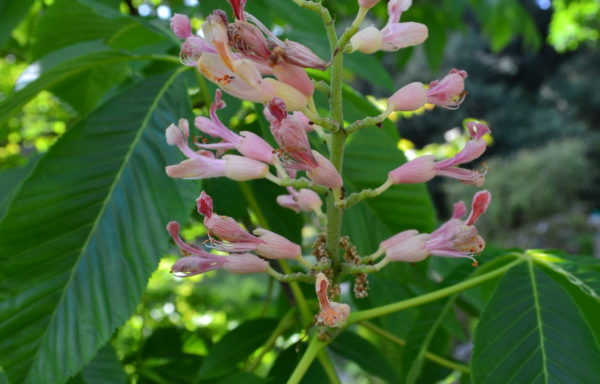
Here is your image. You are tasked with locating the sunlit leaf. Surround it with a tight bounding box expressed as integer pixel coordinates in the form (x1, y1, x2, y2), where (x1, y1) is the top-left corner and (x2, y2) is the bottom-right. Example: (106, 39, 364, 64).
(197, 318, 278, 380)
(0, 70, 197, 384)
(471, 261, 600, 384)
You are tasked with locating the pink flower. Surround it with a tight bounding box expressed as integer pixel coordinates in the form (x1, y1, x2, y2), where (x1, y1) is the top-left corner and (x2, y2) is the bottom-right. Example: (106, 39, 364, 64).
(306, 150, 344, 189)
(195, 90, 275, 164)
(277, 187, 323, 213)
(380, 190, 492, 265)
(315, 273, 350, 327)
(426, 69, 468, 109)
(388, 122, 490, 186)
(350, 0, 427, 54)
(167, 221, 268, 276)
(386, 82, 427, 112)
(253, 228, 302, 259)
(165, 120, 269, 181)
(267, 98, 318, 168)
(424, 190, 491, 265)
(380, 22, 428, 51)
(198, 192, 302, 259)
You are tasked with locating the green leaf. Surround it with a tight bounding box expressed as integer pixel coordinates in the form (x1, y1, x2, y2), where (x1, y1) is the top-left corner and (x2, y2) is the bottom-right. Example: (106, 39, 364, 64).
(0, 50, 162, 131)
(198, 318, 279, 380)
(471, 261, 600, 384)
(268, 343, 328, 384)
(217, 372, 266, 384)
(30, 0, 132, 59)
(0, 367, 8, 384)
(18, 41, 131, 115)
(68, 344, 126, 384)
(402, 299, 454, 384)
(532, 251, 600, 346)
(0, 70, 197, 384)
(0, 0, 35, 48)
(330, 331, 398, 382)
(0, 156, 39, 221)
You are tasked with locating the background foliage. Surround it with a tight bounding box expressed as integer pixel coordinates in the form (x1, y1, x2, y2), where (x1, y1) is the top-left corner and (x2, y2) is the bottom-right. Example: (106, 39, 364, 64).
(0, 0, 599, 383)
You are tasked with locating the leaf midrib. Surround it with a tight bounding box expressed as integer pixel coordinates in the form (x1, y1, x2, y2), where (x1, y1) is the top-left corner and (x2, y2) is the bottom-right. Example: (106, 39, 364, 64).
(529, 260, 549, 384)
(23, 67, 186, 383)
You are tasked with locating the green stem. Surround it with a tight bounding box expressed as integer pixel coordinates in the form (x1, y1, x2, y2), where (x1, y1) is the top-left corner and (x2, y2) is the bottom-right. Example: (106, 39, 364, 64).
(336, 7, 369, 52)
(287, 336, 330, 384)
(264, 173, 329, 194)
(360, 322, 470, 374)
(317, 351, 341, 384)
(342, 257, 390, 275)
(268, 267, 316, 283)
(345, 111, 389, 134)
(347, 257, 524, 324)
(260, 277, 275, 317)
(337, 179, 392, 209)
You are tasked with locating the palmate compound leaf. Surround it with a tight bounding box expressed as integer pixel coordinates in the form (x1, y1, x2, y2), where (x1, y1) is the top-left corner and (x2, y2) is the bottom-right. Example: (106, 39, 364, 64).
(471, 260, 600, 384)
(0, 69, 197, 384)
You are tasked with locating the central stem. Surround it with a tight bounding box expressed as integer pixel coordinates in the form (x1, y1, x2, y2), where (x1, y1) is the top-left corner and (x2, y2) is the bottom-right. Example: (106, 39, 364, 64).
(326, 48, 346, 281)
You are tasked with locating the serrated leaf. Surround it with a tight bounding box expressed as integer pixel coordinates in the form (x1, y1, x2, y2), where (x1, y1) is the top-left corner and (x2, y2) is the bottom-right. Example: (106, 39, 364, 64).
(471, 261, 600, 384)
(330, 331, 398, 382)
(0, 50, 156, 131)
(68, 344, 126, 384)
(0, 70, 197, 384)
(198, 318, 278, 380)
(30, 0, 132, 59)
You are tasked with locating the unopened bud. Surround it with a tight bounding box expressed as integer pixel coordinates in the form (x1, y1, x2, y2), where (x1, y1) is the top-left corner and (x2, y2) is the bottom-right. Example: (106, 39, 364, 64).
(387, 82, 427, 112)
(385, 233, 430, 262)
(388, 155, 436, 184)
(253, 229, 302, 259)
(349, 27, 383, 54)
(223, 254, 269, 273)
(296, 189, 322, 211)
(381, 22, 428, 51)
(223, 155, 269, 181)
(306, 150, 343, 189)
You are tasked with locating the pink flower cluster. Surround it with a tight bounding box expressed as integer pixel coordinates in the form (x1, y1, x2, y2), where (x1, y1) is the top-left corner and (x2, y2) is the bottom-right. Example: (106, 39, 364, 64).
(161, 0, 495, 329)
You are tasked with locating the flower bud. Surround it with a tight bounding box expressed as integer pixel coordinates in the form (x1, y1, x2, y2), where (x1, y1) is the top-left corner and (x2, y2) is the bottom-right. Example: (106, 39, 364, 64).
(380, 229, 419, 250)
(165, 157, 226, 179)
(359, 0, 380, 9)
(381, 22, 428, 51)
(386, 82, 427, 112)
(296, 189, 322, 212)
(170, 14, 192, 39)
(223, 155, 269, 181)
(306, 150, 343, 189)
(223, 254, 269, 274)
(253, 228, 301, 259)
(386, 233, 430, 262)
(349, 27, 383, 54)
(388, 155, 436, 184)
